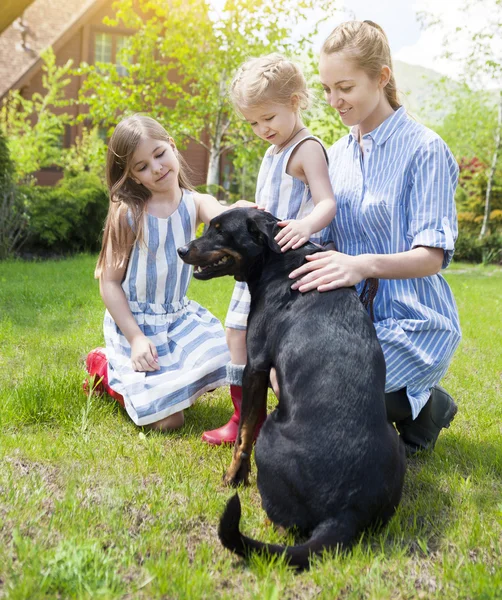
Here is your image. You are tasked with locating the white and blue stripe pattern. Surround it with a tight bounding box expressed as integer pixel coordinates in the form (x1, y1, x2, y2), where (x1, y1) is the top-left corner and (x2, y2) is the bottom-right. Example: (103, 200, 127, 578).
(225, 136, 328, 330)
(103, 190, 230, 426)
(325, 107, 461, 418)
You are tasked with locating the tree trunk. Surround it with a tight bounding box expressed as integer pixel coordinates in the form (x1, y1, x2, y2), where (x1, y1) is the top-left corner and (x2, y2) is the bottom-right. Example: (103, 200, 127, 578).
(205, 74, 228, 191)
(206, 143, 221, 189)
(479, 90, 502, 239)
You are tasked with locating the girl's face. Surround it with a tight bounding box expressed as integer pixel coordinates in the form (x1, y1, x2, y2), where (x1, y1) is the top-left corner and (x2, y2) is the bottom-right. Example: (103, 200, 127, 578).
(241, 100, 301, 147)
(129, 136, 179, 193)
(319, 51, 392, 135)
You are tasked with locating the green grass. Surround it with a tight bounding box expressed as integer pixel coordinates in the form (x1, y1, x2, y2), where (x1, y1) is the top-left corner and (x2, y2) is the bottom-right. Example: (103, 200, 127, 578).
(0, 255, 501, 599)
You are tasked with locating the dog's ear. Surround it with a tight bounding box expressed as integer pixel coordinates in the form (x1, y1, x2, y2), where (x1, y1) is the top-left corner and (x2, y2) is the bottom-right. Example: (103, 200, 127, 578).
(246, 215, 282, 253)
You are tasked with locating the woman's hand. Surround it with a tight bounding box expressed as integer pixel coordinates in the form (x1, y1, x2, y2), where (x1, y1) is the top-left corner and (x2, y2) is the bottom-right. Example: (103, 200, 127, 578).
(275, 219, 312, 252)
(131, 335, 160, 372)
(289, 250, 369, 292)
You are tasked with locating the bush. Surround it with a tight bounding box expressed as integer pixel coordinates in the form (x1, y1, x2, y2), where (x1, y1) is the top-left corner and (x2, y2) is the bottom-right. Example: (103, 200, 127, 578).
(19, 172, 108, 255)
(454, 232, 502, 264)
(0, 127, 30, 258)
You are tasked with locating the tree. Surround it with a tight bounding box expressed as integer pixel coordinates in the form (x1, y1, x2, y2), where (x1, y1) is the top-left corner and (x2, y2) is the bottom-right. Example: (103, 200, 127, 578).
(0, 48, 72, 183)
(434, 83, 501, 234)
(419, 0, 502, 238)
(77, 0, 337, 191)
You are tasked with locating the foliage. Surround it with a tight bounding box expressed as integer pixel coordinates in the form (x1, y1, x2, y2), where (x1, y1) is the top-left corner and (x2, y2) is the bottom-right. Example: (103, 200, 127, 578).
(419, 0, 502, 238)
(0, 48, 72, 183)
(77, 0, 337, 189)
(454, 231, 502, 264)
(433, 80, 502, 243)
(19, 172, 108, 254)
(452, 155, 502, 236)
(434, 85, 498, 169)
(0, 125, 13, 191)
(61, 126, 107, 183)
(0, 128, 29, 258)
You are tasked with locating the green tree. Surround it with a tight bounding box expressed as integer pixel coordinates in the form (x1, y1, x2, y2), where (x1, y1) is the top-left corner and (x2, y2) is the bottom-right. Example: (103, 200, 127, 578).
(78, 0, 336, 191)
(0, 48, 72, 183)
(420, 0, 502, 239)
(60, 126, 107, 182)
(434, 84, 501, 232)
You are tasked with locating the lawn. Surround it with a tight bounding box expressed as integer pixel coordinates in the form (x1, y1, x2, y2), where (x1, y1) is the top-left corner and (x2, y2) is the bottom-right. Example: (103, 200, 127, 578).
(0, 256, 500, 599)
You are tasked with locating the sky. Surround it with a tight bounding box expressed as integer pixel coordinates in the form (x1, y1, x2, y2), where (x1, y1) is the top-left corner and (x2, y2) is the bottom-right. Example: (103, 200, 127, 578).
(210, 0, 498, 86)
(312, 0, 496, 82)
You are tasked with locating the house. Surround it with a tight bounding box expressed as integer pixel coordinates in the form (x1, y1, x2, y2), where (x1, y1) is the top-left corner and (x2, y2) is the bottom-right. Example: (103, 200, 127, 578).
(0, 0, 211, 186)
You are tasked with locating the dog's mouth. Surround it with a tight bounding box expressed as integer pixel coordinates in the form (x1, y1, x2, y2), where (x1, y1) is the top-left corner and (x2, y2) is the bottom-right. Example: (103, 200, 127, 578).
(192, 253, 235, 279)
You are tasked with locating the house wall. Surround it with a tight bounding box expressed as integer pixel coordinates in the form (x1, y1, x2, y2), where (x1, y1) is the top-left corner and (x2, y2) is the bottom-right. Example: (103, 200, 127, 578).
(17, 1, 210, 187)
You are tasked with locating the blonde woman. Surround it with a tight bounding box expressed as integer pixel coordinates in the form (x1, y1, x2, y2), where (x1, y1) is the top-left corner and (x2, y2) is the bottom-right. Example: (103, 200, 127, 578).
(290, 21, 461, 454)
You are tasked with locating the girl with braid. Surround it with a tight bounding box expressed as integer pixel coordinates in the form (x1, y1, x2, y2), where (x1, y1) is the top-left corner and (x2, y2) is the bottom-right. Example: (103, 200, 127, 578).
(202, 54, 337, 445)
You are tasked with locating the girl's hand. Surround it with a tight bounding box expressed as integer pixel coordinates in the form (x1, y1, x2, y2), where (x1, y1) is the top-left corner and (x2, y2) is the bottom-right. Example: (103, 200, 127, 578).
(131, 336, 160, 372)
(289, 250, 369, 292)
(275, 219, 312, 252)
(230, 200, 264, 210)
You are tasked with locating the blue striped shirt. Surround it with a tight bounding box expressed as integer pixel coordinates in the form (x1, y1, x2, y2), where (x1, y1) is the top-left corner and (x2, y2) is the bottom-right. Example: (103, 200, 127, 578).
(326, 107, 461, 417)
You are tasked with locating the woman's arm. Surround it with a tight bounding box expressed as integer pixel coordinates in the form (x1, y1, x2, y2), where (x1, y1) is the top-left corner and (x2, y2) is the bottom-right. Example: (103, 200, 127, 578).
(99, 238, 160, 371)
(290, 246, 444, 293)
(275, 141, 337, 251)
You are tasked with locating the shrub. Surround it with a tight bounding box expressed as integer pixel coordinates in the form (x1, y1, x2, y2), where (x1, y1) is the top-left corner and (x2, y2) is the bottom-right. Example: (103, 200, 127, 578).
(454, 232, 502, 264)
(0, 128, 29, 258)
(20, 172, 108, 255)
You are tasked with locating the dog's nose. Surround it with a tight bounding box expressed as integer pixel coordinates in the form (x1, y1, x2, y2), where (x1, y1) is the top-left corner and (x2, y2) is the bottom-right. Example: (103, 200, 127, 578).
(177, 245, 189, 258)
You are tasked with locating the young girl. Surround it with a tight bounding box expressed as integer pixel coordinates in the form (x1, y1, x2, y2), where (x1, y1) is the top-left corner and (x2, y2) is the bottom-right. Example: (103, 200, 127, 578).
(289, 21, 461, 453)
(201, 54, 337, 445)
(86, 114, 233, 431)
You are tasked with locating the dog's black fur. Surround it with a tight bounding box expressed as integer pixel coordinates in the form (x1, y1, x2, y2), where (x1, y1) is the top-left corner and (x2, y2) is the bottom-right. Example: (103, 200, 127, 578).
(178, 208, 406, 570)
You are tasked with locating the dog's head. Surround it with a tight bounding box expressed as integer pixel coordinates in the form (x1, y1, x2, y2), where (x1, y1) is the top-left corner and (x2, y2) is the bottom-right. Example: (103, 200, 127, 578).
(177, 208, 281, 281)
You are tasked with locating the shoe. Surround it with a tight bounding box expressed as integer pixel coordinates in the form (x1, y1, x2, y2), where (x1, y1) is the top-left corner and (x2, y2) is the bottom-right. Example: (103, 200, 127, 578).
(83, 347, 125, 407)
(396, 385, 457, 454)
(202, 385, 266, 445)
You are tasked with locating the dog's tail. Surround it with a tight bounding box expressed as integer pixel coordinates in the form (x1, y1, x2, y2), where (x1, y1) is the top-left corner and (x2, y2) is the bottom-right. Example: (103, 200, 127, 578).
(218, 494, 359, 570)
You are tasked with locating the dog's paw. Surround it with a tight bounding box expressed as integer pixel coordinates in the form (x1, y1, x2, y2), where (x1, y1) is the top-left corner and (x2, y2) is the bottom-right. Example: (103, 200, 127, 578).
(223, 457, 250, 487)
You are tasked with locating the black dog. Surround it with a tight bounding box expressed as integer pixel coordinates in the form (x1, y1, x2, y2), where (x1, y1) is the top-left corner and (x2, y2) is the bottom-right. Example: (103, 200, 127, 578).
(178, 208, 406, 570)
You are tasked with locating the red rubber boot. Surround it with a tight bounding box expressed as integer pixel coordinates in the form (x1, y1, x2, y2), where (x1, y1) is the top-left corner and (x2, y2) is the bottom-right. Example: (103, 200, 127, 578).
(83, 347, 125, 407)
(202, 385, 266, 445)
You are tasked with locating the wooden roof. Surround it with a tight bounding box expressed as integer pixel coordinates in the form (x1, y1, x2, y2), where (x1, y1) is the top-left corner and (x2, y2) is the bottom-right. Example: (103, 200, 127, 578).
(1, 0, 35, 34)
(0, 0, 108, 100)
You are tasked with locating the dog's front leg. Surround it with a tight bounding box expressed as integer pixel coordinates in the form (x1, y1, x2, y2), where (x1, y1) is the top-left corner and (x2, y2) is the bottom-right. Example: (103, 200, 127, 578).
(223, 368, 268, 487)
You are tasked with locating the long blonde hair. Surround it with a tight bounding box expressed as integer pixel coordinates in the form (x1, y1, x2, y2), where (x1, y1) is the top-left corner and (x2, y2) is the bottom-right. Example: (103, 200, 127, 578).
(230, 53, 311, 113)
(95, 115, 193, 278)
(321, 20, 401, 111)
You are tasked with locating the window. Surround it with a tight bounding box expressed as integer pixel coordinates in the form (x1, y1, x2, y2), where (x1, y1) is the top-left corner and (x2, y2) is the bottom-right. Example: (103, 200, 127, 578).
(93, 32, 129, 76)
(115, 35, 129, 77)
(94, 33, 112, 63)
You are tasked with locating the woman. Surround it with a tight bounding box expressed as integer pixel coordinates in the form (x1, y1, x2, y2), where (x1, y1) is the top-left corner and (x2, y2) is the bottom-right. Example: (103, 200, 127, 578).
(290, 20, 461, 454)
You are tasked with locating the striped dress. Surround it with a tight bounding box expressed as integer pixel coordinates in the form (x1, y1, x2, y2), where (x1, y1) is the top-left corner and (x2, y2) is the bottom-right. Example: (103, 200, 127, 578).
(103, 190, 230, 426)
(325, 107, 461, 418)
(225, 135, 328, 330)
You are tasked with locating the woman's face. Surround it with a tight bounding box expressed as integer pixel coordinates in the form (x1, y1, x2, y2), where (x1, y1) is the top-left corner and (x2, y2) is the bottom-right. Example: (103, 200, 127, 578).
(319, 51, 391, 135)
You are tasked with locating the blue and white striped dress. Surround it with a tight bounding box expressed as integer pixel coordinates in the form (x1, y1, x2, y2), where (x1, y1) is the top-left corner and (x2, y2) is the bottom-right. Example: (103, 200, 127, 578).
(225, 135, 328, 329)
(325, 107, 461, 418)
(103, 190, 230, 426)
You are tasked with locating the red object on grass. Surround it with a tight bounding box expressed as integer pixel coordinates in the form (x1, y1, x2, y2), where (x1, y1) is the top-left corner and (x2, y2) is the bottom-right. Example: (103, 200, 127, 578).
(83, 347, 125, 407)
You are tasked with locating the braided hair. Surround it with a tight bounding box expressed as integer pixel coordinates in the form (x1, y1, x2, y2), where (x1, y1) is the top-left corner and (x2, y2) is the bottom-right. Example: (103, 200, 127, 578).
(230, 54, 310, 113)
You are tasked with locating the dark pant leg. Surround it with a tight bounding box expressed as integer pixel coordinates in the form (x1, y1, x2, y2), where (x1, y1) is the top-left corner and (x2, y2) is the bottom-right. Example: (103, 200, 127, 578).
(385, 388, 412, 422)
